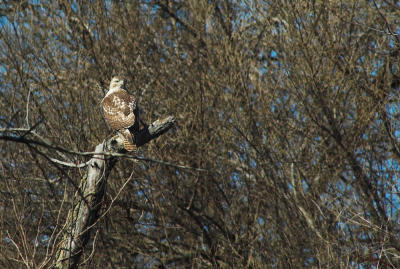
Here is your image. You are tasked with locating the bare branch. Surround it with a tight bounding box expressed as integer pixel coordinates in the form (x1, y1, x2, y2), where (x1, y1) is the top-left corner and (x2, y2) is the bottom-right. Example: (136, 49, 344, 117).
(52, 115, 175, 268)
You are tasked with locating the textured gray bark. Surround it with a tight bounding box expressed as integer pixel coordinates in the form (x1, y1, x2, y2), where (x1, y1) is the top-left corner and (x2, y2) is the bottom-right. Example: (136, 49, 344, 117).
(53, 116, 175, 268)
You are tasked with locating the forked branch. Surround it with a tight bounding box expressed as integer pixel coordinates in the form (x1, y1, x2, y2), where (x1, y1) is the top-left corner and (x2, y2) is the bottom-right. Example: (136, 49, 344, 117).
(53, 116, 175, 269)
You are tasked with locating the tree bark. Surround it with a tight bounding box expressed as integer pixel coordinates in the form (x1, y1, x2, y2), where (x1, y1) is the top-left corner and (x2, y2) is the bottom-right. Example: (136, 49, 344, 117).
(53, 116, 175, 268)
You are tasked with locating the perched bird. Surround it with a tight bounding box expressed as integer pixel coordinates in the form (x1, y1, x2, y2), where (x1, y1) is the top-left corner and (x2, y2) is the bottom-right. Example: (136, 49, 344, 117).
(101, 76, 139, 152)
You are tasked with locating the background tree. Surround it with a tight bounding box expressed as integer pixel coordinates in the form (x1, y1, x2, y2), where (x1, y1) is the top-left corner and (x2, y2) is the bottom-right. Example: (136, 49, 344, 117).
(0, 0, 399, 268)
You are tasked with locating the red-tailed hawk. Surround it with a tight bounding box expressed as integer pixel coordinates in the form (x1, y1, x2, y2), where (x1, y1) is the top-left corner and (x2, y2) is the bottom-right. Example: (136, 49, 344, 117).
(101, 76, 139, 152)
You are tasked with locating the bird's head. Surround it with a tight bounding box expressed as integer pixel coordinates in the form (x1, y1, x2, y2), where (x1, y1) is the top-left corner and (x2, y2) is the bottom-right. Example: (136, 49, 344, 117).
(109, 76, 125, 90)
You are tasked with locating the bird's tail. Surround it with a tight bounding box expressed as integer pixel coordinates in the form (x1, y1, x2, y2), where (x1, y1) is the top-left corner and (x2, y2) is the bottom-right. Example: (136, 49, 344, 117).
(119, 129, 137, 152)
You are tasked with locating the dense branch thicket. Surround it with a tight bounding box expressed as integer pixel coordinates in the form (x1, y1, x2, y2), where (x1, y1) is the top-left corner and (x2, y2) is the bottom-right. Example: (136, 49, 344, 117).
(0, 0, 399, 268)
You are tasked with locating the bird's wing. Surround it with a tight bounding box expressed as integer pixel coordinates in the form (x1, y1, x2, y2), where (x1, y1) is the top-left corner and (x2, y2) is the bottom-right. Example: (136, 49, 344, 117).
(102, 89, 136, 130)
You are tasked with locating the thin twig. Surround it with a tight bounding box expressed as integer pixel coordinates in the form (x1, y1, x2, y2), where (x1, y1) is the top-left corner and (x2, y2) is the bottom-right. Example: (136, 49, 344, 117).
(25, 88, 32, 128)
(48, 157, 90, 168)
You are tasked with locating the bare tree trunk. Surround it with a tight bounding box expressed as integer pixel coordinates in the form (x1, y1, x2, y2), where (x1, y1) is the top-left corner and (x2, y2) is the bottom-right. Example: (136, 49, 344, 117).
(53, 116, 175, 268)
